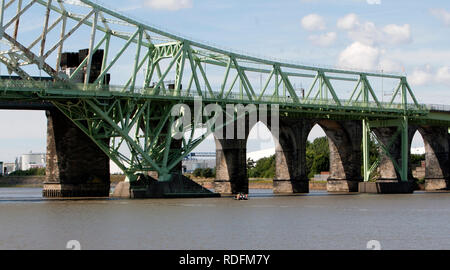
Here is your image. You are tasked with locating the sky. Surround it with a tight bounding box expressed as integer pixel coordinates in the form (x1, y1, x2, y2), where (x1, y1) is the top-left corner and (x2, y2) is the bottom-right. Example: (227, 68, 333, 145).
(1, 0, 449, 163)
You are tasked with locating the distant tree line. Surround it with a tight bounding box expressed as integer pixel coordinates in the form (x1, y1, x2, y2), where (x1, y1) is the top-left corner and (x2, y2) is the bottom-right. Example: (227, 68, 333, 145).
(306, 137, 330, 179)
(8, 168, 46, 176)
(192, 168, 215, 178)
(247, 155, 275, 178)
(247, 137, 331, 179)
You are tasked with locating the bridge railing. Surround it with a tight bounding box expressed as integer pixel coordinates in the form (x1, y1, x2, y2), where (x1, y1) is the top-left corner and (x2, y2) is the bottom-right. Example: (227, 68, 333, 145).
(0, 79, 428, 113)
(426, 104, 450, 112)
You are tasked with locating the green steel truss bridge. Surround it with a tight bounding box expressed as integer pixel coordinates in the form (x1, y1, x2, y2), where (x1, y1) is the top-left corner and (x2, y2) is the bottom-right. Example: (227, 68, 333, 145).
(0, 0, 449, 185)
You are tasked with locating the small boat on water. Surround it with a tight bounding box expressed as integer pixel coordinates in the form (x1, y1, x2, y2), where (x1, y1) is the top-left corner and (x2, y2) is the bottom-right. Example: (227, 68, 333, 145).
(235, 193, 248, 200)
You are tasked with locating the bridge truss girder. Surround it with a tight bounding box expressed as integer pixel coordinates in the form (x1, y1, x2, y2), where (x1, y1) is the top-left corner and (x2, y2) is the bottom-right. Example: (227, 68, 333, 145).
(0, 0, 423, 111)
(51, 97, 207, 182)
(361, 81, 417, 182)
(363, 117, 409, 182)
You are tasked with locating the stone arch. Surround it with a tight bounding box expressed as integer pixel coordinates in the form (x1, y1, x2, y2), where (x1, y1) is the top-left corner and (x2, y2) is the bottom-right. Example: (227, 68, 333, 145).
(416, 126, 450, 190)
(410, 129, 426, 181)
(306, 123, 329, 178)
(271, 118, 314, 193)
(371, 126, 416, 181)
(246, 120, 275, 194)
(214, 134, 248, 195)
(316, 119, 363, 192)
(213, 113, 259, 195)
(247, 117, 314, 194)
(214, 113, 314, 194)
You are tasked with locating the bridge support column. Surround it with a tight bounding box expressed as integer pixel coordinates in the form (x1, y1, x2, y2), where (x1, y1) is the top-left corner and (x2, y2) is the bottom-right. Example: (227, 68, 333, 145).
(214, 138, 248, 195)
(43, 109, 110, 197)
(273, 119, 312, 194)
(419, 126, 450, 191)
(319, 120, 362, 192)
(363, 126, 415, 194)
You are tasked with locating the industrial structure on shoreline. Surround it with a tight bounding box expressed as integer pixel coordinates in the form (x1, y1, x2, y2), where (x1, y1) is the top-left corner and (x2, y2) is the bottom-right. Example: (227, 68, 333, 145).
(0, 152, 46, 176)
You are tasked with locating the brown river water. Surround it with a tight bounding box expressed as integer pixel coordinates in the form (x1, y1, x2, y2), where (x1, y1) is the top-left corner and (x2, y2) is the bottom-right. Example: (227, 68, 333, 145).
(1, 188, 450, 250)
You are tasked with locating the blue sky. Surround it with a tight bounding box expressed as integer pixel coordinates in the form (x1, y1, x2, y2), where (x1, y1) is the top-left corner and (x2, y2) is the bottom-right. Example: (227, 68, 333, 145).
(1, 0, 449, 163)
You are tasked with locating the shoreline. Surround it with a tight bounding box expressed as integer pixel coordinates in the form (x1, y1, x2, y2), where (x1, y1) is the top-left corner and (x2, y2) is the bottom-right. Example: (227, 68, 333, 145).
(196, 180, 328, 191)
(0, 176, 329, 190)
(1, 176, 425, 191)
(0, 176, 45, 188)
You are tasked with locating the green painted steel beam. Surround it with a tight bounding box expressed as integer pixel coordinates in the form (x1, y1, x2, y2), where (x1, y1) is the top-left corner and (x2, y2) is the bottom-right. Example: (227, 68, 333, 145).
(77, 0, 403, 79)
(362, 119, 370, 182)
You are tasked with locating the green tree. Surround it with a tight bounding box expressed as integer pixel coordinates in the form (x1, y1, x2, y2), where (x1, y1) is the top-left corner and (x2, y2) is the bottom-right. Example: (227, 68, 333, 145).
(248, 155, 276, 178)
(410, 154, 425, 168)
(202, 168, 214, 178)
(309, 153, 330, 179)
(9, 168, 46, 176)
(246, 136, 334, 180)
(308, 137, 330, 156)
(193, 168, 203, 177)
(306, 137, 330, 178)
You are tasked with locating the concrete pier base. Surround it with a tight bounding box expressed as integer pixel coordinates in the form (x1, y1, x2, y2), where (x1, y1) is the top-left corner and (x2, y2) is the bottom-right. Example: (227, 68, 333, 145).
(425, 179, 450, 191)
(359, 181, 414, 194)
(112, 182, 131, 198)
(113, 174, 220, 199)
(327, 180, 360, 192)
(273, 179, 309, 194)
(417, 126, 450, 191)
(43, 109, 110, 198)
(213, 180, 233, 195)
(43, 183, 110, 197)
(214, 130, 248, 195)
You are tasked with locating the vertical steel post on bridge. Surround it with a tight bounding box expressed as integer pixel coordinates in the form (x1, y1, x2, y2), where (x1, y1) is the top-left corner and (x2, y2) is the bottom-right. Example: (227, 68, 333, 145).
(360, 77, 414, 193)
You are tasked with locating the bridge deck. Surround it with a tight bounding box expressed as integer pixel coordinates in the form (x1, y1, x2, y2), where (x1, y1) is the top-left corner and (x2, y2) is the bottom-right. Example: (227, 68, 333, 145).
(0, 79, 430, 113)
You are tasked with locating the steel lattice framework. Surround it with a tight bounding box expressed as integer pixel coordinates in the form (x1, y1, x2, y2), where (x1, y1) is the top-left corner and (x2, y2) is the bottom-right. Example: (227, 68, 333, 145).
(0, 0, 448, 182)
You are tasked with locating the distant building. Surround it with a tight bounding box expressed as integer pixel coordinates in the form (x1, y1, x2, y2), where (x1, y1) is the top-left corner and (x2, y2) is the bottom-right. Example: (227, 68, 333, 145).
(3, 163, 15, 175)
(16, 152, 46, 171)
(247, 147, 275, 161)
(312, 172, 330, 182)
(182, 152, 216, 173)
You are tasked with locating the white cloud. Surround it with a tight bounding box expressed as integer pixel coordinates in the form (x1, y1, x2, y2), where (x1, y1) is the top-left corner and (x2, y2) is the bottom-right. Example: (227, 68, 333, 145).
(64, 0, 88, 6)
(367, 0, 381, 4)
(301, 14, 326, 31)
(407, 65, 450, 87)
(337, 13, 359, 30)
(378, 58, 402, 73)
(347, 21, 381, 46)
(308, 32, 337, 47)
(382, 24, 411, 44)
(337, 42, 381, 70)
(430, 9, 450, 26)
(409, 66, 434, 86)
(436, 66, 450, 85)
(347, 22, 411, 46)
(337, 14, 412, 46)
(145, 0, 193, 11)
